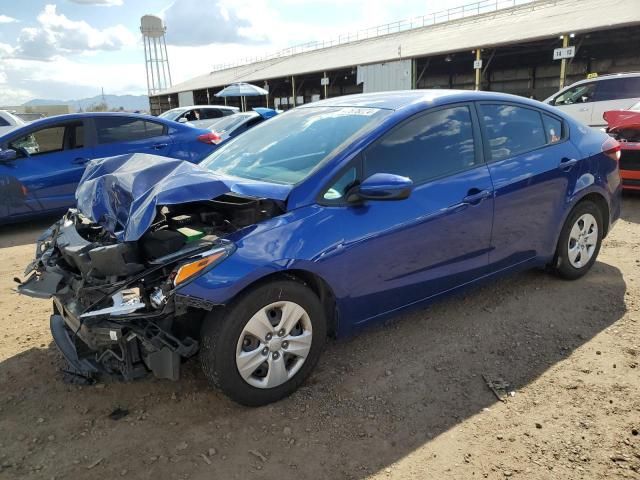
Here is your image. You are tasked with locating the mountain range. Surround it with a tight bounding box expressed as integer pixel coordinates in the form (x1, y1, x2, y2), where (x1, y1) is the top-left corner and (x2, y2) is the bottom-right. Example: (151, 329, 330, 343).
(23, 94, 150, 112)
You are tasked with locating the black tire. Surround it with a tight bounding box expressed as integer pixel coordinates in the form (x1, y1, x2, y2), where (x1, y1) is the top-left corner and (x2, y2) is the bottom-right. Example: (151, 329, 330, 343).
(200, 279, 326, 406)
(552, 200, 603, 280)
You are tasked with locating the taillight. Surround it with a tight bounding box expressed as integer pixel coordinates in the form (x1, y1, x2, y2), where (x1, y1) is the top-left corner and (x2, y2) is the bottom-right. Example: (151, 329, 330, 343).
(197, 132, 224, 145)
(602, 137, 621, 161)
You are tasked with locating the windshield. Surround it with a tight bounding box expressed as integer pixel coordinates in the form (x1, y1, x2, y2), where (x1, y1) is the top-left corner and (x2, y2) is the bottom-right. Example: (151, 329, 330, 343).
(200, 106, 390, 184)
(631, 101, 640, 112)
(158, 108, 186, 120)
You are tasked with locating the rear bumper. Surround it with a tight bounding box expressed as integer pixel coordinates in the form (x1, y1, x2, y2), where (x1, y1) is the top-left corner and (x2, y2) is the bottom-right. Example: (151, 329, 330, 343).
(621, 169, 640, 191)
(620, 143, 640, 190)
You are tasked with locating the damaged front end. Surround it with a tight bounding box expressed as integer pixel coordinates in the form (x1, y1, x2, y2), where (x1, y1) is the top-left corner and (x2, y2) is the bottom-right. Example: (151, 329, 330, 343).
(18, 210, 237, 383)
(16, 154, 287, 384)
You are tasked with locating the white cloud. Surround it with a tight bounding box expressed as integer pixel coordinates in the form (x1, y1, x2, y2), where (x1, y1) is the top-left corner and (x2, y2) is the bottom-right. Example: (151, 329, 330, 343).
(0, 15, 18, 24)
(12, 4, 136, 60)
(162, 0, 259, 47)
(68, 0, 124, 6)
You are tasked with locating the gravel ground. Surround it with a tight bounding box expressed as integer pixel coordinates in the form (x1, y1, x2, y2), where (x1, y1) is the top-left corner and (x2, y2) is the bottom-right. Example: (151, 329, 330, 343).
(0, 195, 639, 480)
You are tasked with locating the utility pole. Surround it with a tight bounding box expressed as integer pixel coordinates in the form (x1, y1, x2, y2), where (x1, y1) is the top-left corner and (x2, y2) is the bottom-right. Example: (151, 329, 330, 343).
(474, 50, 482, 91)
(559, 34, 569, 90)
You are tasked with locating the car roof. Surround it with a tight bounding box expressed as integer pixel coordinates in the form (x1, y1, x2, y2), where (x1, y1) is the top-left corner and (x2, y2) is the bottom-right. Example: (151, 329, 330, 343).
(167, 105, 239, 111)
(0, 112, 189, 140)
(562, 72, 640, 88)
(301, 89, 554, 112)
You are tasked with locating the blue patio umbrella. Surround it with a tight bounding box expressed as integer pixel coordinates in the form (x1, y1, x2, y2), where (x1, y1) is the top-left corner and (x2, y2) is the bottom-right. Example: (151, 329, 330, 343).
(215, 83, 269, 111)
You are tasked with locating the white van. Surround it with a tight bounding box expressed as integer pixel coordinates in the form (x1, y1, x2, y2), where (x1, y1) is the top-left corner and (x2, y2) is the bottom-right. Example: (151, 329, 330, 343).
(544, 72, 640, 127)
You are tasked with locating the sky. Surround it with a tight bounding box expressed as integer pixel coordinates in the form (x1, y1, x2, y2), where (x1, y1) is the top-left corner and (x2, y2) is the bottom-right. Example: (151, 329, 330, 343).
(0, 0, 471, 104)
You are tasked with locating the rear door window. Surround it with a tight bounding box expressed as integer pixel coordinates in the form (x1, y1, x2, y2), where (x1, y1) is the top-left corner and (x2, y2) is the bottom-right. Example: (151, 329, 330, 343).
(95, 117, 165, 144)
(200, 109, 224, 120)
(363, 105, 479, 184)
(595, 77, 640, 102)
(479, 104, 548, 161)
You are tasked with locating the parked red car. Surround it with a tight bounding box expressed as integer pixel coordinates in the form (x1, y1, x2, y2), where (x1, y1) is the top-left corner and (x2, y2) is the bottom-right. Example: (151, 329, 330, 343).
(604, 103, 640, 191)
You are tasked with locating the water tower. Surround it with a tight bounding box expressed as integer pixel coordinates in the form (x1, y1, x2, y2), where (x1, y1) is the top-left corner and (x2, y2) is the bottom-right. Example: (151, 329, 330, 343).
(140, 15, 172, 96)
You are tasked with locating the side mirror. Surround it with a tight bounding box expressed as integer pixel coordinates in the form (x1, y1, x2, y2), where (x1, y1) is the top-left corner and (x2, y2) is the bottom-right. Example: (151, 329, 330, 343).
(178, 117, 188, 123)
(348, 173, 413, 202)
(0, 148, 18, 162)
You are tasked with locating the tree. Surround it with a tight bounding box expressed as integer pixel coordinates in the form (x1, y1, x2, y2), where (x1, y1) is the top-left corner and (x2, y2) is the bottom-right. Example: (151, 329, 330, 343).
(87, 102, 108, 112)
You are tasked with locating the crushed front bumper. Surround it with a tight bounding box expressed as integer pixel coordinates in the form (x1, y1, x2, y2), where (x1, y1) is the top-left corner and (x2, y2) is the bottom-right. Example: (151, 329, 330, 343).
(50, 314, 100, 380)
(49, 296, 199, 382)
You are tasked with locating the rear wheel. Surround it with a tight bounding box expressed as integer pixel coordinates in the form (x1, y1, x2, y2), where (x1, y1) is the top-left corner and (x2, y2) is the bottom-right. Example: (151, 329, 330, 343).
(200, 279, 326, 406)
(552, 200, 603, 280)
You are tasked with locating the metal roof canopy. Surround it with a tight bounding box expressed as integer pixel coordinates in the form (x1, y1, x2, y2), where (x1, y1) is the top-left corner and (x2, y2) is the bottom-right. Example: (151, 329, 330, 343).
(156, 0, 640, 96)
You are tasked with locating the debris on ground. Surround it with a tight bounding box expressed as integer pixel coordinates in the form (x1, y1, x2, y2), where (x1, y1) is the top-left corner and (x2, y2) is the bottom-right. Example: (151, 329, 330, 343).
(249, 450, 268, 462)
(482, 375, 512, 403)
(108, 408, 129, 421)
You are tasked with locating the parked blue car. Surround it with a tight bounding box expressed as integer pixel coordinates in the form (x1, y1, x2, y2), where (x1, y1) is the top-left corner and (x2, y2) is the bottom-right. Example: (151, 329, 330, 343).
(18, 91, 621, 406)
(0, 112, 215, 224)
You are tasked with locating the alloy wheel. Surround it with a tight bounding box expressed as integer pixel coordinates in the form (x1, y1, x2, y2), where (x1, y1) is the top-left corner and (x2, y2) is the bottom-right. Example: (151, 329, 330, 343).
(235, 301, 313, 389)
(567, 213, 598, 268)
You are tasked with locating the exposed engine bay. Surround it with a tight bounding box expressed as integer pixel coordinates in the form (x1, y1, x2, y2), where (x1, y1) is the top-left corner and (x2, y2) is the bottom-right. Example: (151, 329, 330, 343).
(17, 193, 283, 384)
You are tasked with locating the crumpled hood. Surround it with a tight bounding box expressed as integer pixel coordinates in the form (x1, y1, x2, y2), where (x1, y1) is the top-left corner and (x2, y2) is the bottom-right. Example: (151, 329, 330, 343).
(76, 153, 292, 242)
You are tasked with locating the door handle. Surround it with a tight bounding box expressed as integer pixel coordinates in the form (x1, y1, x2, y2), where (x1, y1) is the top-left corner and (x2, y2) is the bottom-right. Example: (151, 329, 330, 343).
(462, 189, 492, 205)
(558, 157, 579, 171)
(72, 157, 90, 165)
(444, 189, 492, 213)
(150, 143, 168, 150)
(579, 107, 589, 112)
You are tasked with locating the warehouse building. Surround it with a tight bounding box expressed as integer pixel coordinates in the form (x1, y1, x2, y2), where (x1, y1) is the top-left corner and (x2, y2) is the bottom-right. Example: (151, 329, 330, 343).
(150, 0, 640, 115)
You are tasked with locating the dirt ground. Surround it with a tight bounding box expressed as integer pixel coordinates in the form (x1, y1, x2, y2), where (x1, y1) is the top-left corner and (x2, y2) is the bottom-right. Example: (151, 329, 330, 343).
(0, 196, 639, 480)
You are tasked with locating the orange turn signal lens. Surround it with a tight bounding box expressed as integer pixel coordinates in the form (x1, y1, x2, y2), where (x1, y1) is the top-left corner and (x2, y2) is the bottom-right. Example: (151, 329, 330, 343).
(173, 251, 226, 286)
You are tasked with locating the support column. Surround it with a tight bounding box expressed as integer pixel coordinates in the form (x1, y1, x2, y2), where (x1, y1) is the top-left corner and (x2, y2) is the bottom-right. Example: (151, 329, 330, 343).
(323, 71, 328, 99)
(559, 34, 569, 90)
(475, 49, 482, 91)
(411, 59, 417, 89)
(292, 76, 296, 108)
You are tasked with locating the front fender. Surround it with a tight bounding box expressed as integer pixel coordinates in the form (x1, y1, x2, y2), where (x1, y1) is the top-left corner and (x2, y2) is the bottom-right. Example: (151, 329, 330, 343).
(176, 255, 336, 307)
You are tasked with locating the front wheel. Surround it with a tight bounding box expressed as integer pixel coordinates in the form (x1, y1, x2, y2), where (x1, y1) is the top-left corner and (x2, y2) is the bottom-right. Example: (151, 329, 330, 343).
(200, 279, 326, 406)
(552, 200, 603, 280)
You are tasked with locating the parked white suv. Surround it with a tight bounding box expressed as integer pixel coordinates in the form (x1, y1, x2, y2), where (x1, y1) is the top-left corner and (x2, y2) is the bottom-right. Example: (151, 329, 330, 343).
(0, 110, 26, 135)
(158, 105, 239, 123)
(544, 72, 640, 127)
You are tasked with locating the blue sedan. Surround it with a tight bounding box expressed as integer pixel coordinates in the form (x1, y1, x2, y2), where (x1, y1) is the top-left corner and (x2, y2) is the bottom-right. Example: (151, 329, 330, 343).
(0, 112, 215, 224)
(18, 90, 621, 406)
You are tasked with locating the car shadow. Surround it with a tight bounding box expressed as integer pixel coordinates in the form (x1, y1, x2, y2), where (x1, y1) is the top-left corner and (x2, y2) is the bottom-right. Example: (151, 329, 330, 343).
(0, 215, 60, 249)
(621, 191, 640, 224)
(0, 262, 627, 479)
